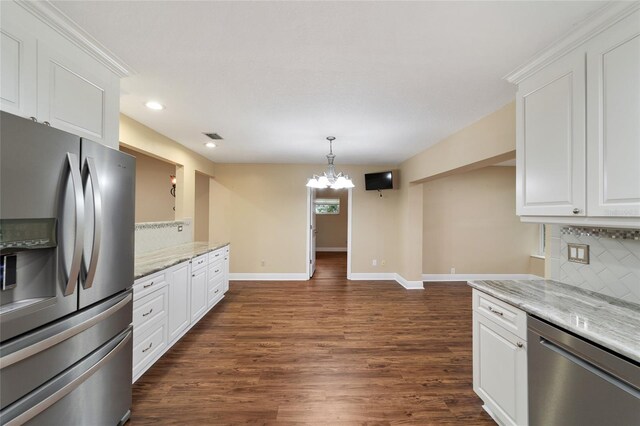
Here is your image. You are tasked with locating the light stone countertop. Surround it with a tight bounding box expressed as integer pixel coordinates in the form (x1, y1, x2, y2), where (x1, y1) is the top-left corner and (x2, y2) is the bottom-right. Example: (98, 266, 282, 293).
(134, 241, 229, 280)
(468, 279, 640, 364)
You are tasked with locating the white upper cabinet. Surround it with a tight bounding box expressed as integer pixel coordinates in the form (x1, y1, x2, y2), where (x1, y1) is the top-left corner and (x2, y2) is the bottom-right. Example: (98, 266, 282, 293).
(516, 51, 586, 217)
(508, 3, 640, 227)
(586, 9, 640, 218)
(0, 10, 37, 118)
(0, 1, 131, 149)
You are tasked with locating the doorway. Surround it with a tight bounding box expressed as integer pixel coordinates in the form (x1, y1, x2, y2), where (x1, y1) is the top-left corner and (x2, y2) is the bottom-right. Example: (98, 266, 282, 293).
(307, 187, 352, 280)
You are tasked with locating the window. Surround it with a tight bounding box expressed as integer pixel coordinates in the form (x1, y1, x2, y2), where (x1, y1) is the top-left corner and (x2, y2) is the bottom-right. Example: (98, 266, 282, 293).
(314, 198, 340, 215)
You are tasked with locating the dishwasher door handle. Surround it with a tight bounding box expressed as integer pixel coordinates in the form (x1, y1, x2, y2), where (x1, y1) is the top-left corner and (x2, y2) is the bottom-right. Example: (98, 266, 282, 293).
(540, 337, 640, 397)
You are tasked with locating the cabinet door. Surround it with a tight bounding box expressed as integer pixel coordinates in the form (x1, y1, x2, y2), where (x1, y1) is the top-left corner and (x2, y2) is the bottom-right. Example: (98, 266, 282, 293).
(516, 51, 586, 216)
(36, 39, 119, 147)
(167, 262, 191, 343)
(473, 313, 527, 426)
(190, 267, 207, 322)
(587, 10, 640, 218)
(0, 14, 37, 118)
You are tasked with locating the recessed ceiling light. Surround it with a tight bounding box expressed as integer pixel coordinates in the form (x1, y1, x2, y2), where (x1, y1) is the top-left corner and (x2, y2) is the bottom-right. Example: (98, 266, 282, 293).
(145, 101, 165, 110)
(205, 142, 216, 148)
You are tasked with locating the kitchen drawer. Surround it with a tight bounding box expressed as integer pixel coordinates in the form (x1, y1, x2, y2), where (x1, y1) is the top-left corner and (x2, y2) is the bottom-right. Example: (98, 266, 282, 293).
(133, 285, 168, 336)
(208, 260, 224, 280)
(133, 271, 167, 301)
(132, 316, 167, 380)
(208, 247, 225, 263)
(473, 289, 527, 340)
(191, 253, 208, 272)
(207, 279, 224, 308)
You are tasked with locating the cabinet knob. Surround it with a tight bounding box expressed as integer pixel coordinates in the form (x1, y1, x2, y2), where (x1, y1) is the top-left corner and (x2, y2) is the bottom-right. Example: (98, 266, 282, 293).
(572, 208, 580, 215)
(43, 121, 51, 126)
(517, 342, 524, 348)
(30, 117, 38, 122)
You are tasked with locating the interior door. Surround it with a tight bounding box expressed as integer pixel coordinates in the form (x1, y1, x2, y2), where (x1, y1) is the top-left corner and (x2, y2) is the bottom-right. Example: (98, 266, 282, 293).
(309, 189, 316, 278)
(79, 139, 135, 308)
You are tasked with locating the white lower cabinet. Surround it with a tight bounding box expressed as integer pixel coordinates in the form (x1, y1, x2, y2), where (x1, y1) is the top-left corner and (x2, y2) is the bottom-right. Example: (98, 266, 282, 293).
(132, 245, 230, 383)
(472, 290, 528, 426)
(167, 261, 191, 343)
(190, 266, 207, 322)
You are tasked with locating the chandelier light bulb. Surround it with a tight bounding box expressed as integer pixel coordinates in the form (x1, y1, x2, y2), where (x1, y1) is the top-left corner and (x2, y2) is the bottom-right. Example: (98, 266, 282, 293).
(306, 137, 354, 190)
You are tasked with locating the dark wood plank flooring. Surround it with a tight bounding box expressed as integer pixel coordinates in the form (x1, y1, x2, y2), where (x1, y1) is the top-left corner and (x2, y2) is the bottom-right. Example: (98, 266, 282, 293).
(131, 253, 492, 425)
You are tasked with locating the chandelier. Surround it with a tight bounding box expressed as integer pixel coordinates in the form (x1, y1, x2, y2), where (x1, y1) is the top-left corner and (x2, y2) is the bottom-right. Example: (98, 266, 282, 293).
(306, 136, 355, 189)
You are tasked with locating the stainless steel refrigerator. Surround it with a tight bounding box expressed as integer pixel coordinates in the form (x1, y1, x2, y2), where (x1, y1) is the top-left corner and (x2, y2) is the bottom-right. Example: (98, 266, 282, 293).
(0, 111, 135, 425)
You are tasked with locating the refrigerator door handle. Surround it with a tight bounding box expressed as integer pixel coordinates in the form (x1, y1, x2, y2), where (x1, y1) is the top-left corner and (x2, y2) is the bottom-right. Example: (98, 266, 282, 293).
(2, 329, 132, 426)
(64, 153, 84, 296)
(82, 157, 102, 289)
(0, 292, 132, 369)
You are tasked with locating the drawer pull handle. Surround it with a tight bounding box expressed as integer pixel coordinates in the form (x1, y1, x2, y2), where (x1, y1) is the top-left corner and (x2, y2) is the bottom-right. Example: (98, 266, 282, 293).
(142, 342, 153, 353)
(215, 269, 220, 273)
(143, 281, 154, 288)
(214, 289, 219, 294)
(215, 253, 220, 257)
(488, 306, 504, 316)
(142, 308, 153, 317)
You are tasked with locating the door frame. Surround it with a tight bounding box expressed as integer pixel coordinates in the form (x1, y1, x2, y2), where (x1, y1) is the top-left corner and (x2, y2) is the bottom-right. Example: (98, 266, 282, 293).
(306, 187, 352, 279)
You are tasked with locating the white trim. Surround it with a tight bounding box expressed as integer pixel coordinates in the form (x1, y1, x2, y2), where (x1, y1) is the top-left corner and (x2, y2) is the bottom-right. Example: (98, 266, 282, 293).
(395, 274, 424, 290)
(349, 273, 396, 281)
(16, 0, 135, 77)
(347, 188, 353, 279)
(306, 187, 312, 279)
(317, 247, 347, 252)
(520, 215, 640, 229)
(504, 2, 639, 84)
(229, 273, 308, 281)
(422, 274, 544, 282)
(530, 254, 545, 260)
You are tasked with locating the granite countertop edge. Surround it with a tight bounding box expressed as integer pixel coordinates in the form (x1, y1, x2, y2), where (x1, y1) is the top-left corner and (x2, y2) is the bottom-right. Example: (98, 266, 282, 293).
(467, 279, 640, 364)
(134, 242, 229, 280)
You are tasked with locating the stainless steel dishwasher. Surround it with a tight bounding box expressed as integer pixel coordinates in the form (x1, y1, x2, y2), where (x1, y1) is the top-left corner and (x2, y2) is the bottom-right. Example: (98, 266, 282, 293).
(528, 315, 640, 426)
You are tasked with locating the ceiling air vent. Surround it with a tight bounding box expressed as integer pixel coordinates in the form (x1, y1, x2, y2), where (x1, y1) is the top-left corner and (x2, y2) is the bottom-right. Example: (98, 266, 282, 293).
(204, 132, 223, 140)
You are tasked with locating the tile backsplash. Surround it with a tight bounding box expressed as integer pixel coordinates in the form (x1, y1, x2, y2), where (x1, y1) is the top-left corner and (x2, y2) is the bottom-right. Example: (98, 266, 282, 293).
(547, 225, 640, 304)
(135, 219, 192, 256)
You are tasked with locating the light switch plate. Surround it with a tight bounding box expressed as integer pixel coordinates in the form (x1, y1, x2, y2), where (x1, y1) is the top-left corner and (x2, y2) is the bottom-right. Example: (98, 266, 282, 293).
(567, 243, 589, 264)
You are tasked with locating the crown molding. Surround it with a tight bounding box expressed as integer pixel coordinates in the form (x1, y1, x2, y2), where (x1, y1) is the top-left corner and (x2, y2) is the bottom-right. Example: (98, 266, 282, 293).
(15, 0, 135, 77)
(504, 2, 640, 84)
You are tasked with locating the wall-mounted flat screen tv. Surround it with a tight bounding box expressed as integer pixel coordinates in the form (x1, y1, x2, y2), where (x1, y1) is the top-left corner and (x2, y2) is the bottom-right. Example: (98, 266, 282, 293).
(365, 171, 395, 191)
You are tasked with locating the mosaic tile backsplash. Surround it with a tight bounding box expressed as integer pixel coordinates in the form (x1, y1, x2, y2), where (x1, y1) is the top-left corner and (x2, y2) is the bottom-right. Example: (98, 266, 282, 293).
(547, 225, 640, 304)
(135, 219, 193, 256)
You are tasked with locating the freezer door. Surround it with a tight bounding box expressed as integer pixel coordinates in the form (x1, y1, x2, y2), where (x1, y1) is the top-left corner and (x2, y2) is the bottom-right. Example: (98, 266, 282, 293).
(79, 139, 135, 308)
(0, 327, 132, 426)
(0, 111, 82, 342)
(0, 290, 132, 410)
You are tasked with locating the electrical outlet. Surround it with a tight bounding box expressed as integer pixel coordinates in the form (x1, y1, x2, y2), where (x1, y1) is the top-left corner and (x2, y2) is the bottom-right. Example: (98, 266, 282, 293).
(381, 260, 386, 266)
(568, 243, 589, 264)
(372, 259, 377, 266)
(450, 267, 456, 274)
(260, 260, 265, 267)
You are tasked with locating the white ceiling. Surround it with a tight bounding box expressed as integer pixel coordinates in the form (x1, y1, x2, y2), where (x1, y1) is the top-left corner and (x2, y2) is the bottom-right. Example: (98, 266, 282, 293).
(53, 0, 606, 165)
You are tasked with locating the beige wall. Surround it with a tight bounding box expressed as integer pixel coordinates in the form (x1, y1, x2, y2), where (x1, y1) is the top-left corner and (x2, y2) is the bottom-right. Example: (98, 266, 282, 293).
(397, 102, 517, 282)
(119, 114, 216, 228)
(194, 172, 210, 242)
(210, 164, 400, 274)
(315, 188, 348, 249)
(120, 146, 176, 223)
(422, 166, 538, 274)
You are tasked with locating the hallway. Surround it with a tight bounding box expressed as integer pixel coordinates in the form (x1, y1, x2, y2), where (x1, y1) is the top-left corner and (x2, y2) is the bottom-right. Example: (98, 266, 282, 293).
(313, 251, 347, 280)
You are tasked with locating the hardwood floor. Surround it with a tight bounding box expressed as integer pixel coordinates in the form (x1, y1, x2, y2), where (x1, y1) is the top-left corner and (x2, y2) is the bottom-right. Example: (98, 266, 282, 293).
(131, 257, 492, 425)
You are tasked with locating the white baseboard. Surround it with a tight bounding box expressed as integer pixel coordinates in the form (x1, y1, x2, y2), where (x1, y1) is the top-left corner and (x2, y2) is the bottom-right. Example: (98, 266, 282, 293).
(349, 273, 424, 290)
(422, 273, 543, 282)
(316, 247, 348, 252)
(229, 273, 308, 281)
(349, 273, 396, 280)
(395, 274, 424, 290)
